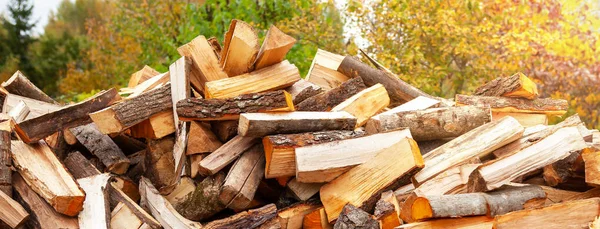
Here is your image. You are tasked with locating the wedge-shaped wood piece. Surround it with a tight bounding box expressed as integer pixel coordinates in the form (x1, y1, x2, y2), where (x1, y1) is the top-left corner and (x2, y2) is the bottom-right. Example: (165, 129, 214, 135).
(177, 35, 228, 91)
(492, 112, 547, 127)
(455, 94, 567, 116)
(2, 70, 56, 104)
(255, 25, 296, 69)
(211, 120, 238, 142)
(177, 90, 294, 121)
(165, 177, 196, 207)
(11, 141, 85, 216)
(296, 129, 412, 183)
(2, 93, 60, 120)
(374, 190, 401, 229)
(493, 198, 600, 229)
(287, 178, 323, 201)
(145, 136, 176, 194)
(111, 202, 143, 229)
(172, 173, 226, 221)
(320, 137, 424, 222)
(331, 84, 390, 128)
(8, 100, 29, 122)
(139, 177, 202, 229)
(376, 106, 491, 141)
(15, 88, 118, 143)
(263, 129, 366, 178)
(128, 65, 160, 88)
(0, 187, 29, 228)
(129, 110, 176, 139)
(109, 182, 161, 228)
(220, 20, 260, 76)
(77, 173, 111, 229)
(413, 116, 524, 186)
(397, 216, 492, 229)
(333, 204, 379, 229)
(365, 96, 440, 133)
(303, 207, 332, 229)
(305, 49, 347, 90)
(238, 111, 357, 137)
(187, 121, 222, 155)
(416, 163, 481, 196)
(296, 77, 366, 111)
(205, 60, 300, 99)
(582, 148, 600, 186)
(285, 79, 323, 105)
(0, 118, 12, 196)
(475, 72, 538, 99)
(71, 123, 130, 174)
(220, 144, 265, 210)
(198, 135, 259, 176)
(278, 200, 322, 229)
(124, 72, 170, 99)
(204, 204, 277, 229)
(468, 127, 588, 192)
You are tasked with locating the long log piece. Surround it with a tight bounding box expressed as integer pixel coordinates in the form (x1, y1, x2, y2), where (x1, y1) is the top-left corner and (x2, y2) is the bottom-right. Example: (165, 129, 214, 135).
(365, 95, 441, 134)
(145, 136, 177, 194)
(0, 119, 11, 196)
(254, 25, 296, 70)
(197, 135, 259, 176)
(172, 172, 226, 221)
(128, 65, 160, 88)
(203, 204, 277, 229)
(0, 188, 29, 228)
(220, 144, 265, 210)
(474, 72, 539, 99)
(284, 79, 323, 105)
(455, 94, 568, 116)
(169, 56, 192, 186)
(238, 111, 357, 137)
(295, 77, 366, 111)
(330, 83, 390, 128)
(63, 151, 101, 179)
(70, 123, 130, 174)
(2, 71, 56, 104)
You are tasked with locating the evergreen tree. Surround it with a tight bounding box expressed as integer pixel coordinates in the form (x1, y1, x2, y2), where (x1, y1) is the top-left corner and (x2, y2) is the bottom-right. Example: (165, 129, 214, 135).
(1, 0, 37, 82)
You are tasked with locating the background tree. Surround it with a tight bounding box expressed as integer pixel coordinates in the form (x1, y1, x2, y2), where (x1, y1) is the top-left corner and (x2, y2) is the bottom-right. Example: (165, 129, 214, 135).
(0, 0, 36, 81)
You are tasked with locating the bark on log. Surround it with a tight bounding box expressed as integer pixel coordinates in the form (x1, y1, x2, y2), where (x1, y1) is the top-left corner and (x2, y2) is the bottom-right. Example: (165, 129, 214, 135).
(71, 123, 130, 174)
(295, 77, 366, 111)
(145, 136, 177, 194)
(220, 144, 265, 210)
(474, 72, 539, 99)
(284, 79, 323, 105)
(0, 119, 11, 196)
(172, 172, 226, 221)
(333, 204, 379, 229)
(542, 150, 583, 186)
(366, 96, 441, 134)
(197, 136, 258, 176)
(2, 71, 56, 104)
(203, 204, 277, 229)
(455, 94, 568, 115)
(374, 190, 401, 229)
(238, 111, 357, 137)
(220, 19, 259, 77)
(254, 25, 296, 70)
(211, 120, 238, 142)
(63, 151, 101, 179)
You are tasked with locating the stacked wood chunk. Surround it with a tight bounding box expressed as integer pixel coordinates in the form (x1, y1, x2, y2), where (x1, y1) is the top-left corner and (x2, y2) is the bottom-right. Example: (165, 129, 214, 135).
(0, 19, 598, 229)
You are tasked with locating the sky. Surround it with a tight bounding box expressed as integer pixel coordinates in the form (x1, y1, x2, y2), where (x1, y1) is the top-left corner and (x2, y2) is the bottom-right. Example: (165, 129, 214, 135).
(0, 0, 64, 35)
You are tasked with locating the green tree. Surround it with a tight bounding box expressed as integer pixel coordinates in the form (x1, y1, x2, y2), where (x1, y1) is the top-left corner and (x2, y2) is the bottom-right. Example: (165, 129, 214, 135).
(0, 0, 36, 82)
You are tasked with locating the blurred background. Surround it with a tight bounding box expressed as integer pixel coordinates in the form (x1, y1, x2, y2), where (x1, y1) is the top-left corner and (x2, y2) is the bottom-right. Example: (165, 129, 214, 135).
(0, 0, 598, 129)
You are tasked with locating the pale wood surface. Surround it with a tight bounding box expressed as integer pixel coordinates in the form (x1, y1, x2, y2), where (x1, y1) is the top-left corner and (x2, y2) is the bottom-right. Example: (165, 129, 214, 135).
(493, 198, 600, 229)
(492, 112, 547, 127)
(2, 94, 60, 120)
(77, 173, 111, 229)
(365, 95, 440, 133)
(187, 121, 222, 155)
(416, 163, 480, 196)
(129, 110, 176, 139)
(128, 65, 160, 88)
(331, 83, 390, 127)
(111, 202, 143, 229)
(303, 207, 332, 229)
(177, 35, 228, 91)
(287, 178, 323, 201)
(455, 94, 568, 115)
(0, 186, 29, 228)
(255, 25, 296, 70)
(284, 79, 322, 105)
(397, 216, 492, 229)
(198, 135, 259, 176)
(220, 20, 259, 77)
(139, 177, 202, 229)
(220, 144, 265, 210)
(305, 49, 346, 90)
(278, 201, 322, 229)
(8, 100, 29, 122)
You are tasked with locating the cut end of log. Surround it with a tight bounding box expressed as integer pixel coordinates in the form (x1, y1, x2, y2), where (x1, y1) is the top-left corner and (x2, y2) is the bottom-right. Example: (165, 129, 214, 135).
(90, 107, 123, 134)
(411, 197, 432, 221)
(53, 195, 86, 217)
(504, 73, 539, 99)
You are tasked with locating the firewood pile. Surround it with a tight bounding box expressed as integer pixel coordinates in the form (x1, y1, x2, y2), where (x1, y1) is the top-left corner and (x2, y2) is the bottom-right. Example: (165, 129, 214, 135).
(0, 19, 598, 229)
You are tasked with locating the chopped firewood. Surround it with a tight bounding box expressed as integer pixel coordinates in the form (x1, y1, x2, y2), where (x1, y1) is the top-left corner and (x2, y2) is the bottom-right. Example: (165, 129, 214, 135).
(255, 25, 296, 70)
(468, 126, 588, 192)
(187, 121, 222, 155)
(539, 185, 581, 206)
(0, 118, 11, 196)
(542, 150, 583, 186)
(0, 187, 28, 228)
(330, 84, 390, 128)
(333, 204, 379, 229)
(474, 72, 539, 99)
(124, 72, 170, 99)
(172, 173, 226, 221)
(397, 216, 492, 229)
(128, 65, 160, 88)
(204, 204, 277, 229)
(493, 198, 600, 229)
(303, 207, 333, 229)
(145, 136, 177, 194)
(492, 112, 547, 127)
(220, 20, 259, 76)
(109, 182, 161, 228)
(177, 35, 228, 91)
(220, 144, 265, 210)
(197, 136, 259, 176)
(416, 163, 481, 196)
(71, 123, 130, 174)
(111, 202, 143, 229)
(169, 57, 192, 184)
(278, 200, 322, 229)
(130, 110, 176, 139)
(285, 79, 323, 105)
(295, 129, 411, 183)
(320, 137, 423, 222)
(374, 106, 491, 141)
(305, 49, 347, 90)
(15, 88, 118, 143)
(90, 84, 171, 134)
(455, 94, 568, 116)
(374, 190, 401, 229)
(417, 139, 451, 156)
(189, 153, 207, 178)
(296, 77, 366, 111)
(177, 90, 294, 121)
(239, 111, 357, 137)
(287, 178, 323, 201)
(11, 141, 85, 216)
(139, 177, 202, 229)
(263, 129, 366, 178)
(365, 96, 440, 133)
(206, 37, 222, 59)
(582, 147, 600, 186)
(63, 151, 101, 179)
(2, 93, 60, 119)
(2, 71, 56, 104)
(204, 60, 300, 99)
(211, 120, 238, 142)
(166, 177, 196, 207)
(412, 116, 524, 186)
(564, 187, 600, 202)
(77, 173, 111, 229)
(8, 100, 29, 122)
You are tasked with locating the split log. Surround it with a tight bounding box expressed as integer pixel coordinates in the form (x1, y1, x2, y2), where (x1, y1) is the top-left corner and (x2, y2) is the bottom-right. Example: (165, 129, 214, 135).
(189, 153, 207, 178)
(492, 112, 547, 127)
(187, 121, 222, 155)
(365, 96, 440, 134)
(417, 139, 451, 156)
(0, 119, 11, 196)
(255, 25, 296, 69)
(204, 60, 300, 98)
(374, 190, 401, 229)
(238, 111, 357, 137)
(303, 207, 332, 229)
(396, 216, 492, 229)
(203, 204, 277, 229)
(124, 72, 170, 99)
(220, 144, 265, 210)
(284, 79, 322, 105)
(111, 134, 146, 155)
(0, 187, 28, 228)
(177, 90, 294, 121)
(109, 182, 161, 228)
(139, 177, 202, 229)
(493, 198, 600, 229)
(539, 185, 581, 206)
(8, 100, 29, 122)
(412, 116, 524, 186)
(474, 72, 539, 99)
(295, 77, 366, 111)
(305, 49, 347, 90)
(374, 106, 491, 141)
(542, 150, 583, 186)
(582, 147, 600, 186)
(2, 93, 60, 119)
(320, 137, 423, 222)
(416, 163, 480, 196)
(63, 151, 101, 179)
(220, 19, 259, 76)
(177, 35, 228, 91)
(15, 89, 118, 143)
(129, 110, 176, 139)
(165, 177, 196, 207)
(263, 129, 366, 178)
(211, 120, 238, 142)
(287, 178, 323, 201)
(111, 202, 143, 229)
(468, 126, 588, 192)
(207, 37, 222, 59)
(333, 204, 379, 229)
(145, 136, 177, 194)
(90, 84, 171, 134)
(71, 123, 130, 174)
(2, 71, 55, 104)
(169, 57, 192, 184)
(11, 141, 85, 216)
(172, 121, 190, 179)
(197, 135, 258, 176)
(455, 94, 568, 116)
(172, 173, 226, 221)
(331, 84, 390, 127)
(77, 173, 111, 229)
(564, 187, 600, 202)
(278, 200, 322, 229)
(295, 129, 412, 183)
(128, 65, 160, 88)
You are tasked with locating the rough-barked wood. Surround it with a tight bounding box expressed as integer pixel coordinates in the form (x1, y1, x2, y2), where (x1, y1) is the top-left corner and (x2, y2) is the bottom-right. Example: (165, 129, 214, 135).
(492, 112, 547, 127)
(287, 178, 323, 201)
(204, 204, 277, 229)
(296, 129, 412, 183)
(542, 150, 583, 186)
(255, 25, 296, 70)
(129, 110, 176, 139)
(468, 126, 588, 192)
(77, 173, 111, 229)
(198, 135, 258, 176)
(582, 147, 600, 186)
(412, 116, 524, 186)
(263, 129, 366, 178)
(303, 207, 332, 229)
(139, 177, 202, 229)
(296, 77, 366, 111)
(416, 163, 480, 196)
(2, 71, 56, 104)
(205, 60, 300, 99)
(90, 84, 171, 134)
(177, 90, 294, 121)
(11, 141, 84, 216)
(285, 79, 323, 105)
(111, 202, 143, 229)
(63, 151, 101, 179)
(374, 190, 401, 229)
(211, 120, 238, 142)
(187, 121, 222, 155)
(278, 200, 322, 229)
(455, 94, 568, 115)
(128, 65, 160, 88)
(474, 72, 539, 99)
(493, 198, 600, 229)
(331, 83, 390, 128)
(71, 123, 130, 174)
(397, 216, 492, 229)
(111, 134, 146, 155)
(220, 144, 265, 210)
(166, 177, 196, 207)
(239, 111, 357, 137)
(365, 96, 440, 134)
(333, 204, 379, 229)
(0, 119, 11, 196)
(15, 88, 118, 143)
(2, 93, 60, 120)
(376, 106, 491, 141)
(172, 173, 226, 221)
(8, 100, 29, 122)
(177, 35, 228, 91)
(108, 182, 161, 228)
(145, 136, 177, 194)
(220, 20, 259, 76)
(0, 186, 28, 228)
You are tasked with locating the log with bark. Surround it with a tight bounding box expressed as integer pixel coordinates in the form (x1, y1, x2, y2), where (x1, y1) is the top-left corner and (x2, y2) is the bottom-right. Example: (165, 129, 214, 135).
(220, 19, 260, 77)
(238, 111, 357, 137)
(330, 83, 390, 128)
(365, 95, 440, 134)
(70, 123, 130, 174)
(63, 151, 101, 179)
(455, 94, 568, 116)
(177, 35, 228, 91)
(128, 65, 160, 88)
(284, 79, 323, 105)
(374, 190, 401, 229)
(172, 173, 226, 222)
(2, 71, 56, 104)
(333, 204, 379, 229)
(197, 136, 259, 176)
(77, 173, 111, 229)
(220, 144, 265, 210)
(0, 118, 11, 196)
(203, 204, 277, 229)
(542, 150, 584, 187)
(493, 198, 600, 229)
(165, 177, 196, 207)
(254, 25, 296, 70)
(1, 93, 60, 119)
(139, 177, 202, 229)
(144, 136, 177, 194)
(295, 77, 366, 111)
(305, 49, 346, 90)
(415, 163, 481, 196)
(474, 72, 539, 99)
